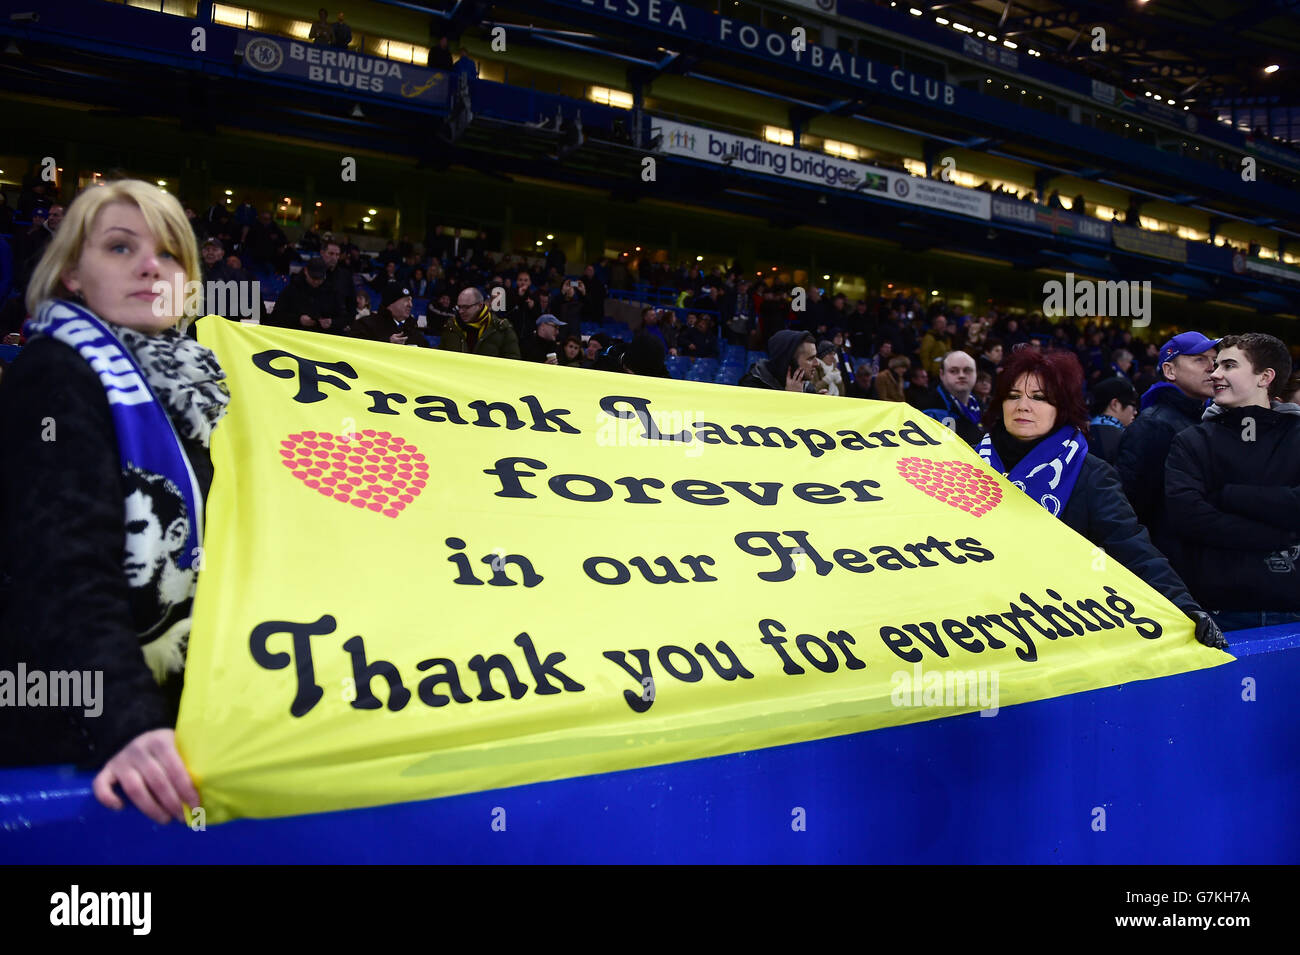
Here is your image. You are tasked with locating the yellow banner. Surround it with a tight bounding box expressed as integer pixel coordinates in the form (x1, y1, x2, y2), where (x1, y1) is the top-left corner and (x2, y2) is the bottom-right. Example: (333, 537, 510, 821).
(180, 319, 1227, 822)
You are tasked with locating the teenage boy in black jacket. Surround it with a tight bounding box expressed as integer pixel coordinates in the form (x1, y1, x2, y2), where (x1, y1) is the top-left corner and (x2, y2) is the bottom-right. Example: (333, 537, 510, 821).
(1165, 333, 1300, 630)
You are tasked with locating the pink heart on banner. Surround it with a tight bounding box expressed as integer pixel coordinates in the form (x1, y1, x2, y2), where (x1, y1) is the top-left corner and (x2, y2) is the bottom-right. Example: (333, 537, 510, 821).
(280, 430, 428, 518)
(895, 457, 1003, 517)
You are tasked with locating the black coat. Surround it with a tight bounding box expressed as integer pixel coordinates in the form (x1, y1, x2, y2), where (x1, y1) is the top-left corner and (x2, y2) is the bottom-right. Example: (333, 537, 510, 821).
(919, 385, 986, 447)
(1165, 404, 1300, 612)
(1117, 384, 1206, 521)
(326, 264, 357, 326)
(1057, 453, 1201, 615)
(351, 308, 431, 347)
(0, 338, 212, 767)
(1086, 421, 1124, 465)
(1115, 383, 1207, 571)
(270, 272, 342, 333)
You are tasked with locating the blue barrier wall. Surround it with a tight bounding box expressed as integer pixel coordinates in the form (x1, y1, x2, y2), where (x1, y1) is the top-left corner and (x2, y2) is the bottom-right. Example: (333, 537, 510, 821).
(4, 625, 1297, 863)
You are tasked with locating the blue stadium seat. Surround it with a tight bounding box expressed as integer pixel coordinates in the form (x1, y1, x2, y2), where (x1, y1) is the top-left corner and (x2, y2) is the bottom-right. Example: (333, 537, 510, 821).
(602, 321, 632, 341)
(0, 343, 20, 364)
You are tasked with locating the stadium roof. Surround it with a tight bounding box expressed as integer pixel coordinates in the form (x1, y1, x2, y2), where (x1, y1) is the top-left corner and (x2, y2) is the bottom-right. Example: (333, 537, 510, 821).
(931, 0, 1300, 108)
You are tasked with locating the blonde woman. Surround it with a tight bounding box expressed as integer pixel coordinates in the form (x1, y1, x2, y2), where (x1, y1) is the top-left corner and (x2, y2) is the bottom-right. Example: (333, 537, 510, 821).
(0, 180, 228, 823)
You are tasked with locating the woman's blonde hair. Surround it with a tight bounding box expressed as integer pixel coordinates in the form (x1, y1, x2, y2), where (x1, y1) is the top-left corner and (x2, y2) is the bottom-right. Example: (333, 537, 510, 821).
(26, 179, 201, 318)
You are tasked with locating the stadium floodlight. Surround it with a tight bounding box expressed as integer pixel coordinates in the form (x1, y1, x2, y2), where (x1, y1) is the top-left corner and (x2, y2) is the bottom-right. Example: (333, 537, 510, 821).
(1004, 40, 1017, 49)
(909, 8, 922, 16)
(936, 17, 950, 26)
(362, 216, 371, 223)
(822, 274, 830, 280)
(696, 255, 704, 262)
(1264, 64, 1279, 74)
(547, 234, 554, 240)
(368, 209, 377, 215)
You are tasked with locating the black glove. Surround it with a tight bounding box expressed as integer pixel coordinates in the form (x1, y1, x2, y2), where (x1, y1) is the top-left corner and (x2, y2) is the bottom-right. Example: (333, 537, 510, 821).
(1189, 610, 1228, 650)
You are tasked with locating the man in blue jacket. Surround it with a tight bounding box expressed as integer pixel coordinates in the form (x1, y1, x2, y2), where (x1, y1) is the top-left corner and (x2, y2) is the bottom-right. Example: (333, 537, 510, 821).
(1115, 330, 1218, 570)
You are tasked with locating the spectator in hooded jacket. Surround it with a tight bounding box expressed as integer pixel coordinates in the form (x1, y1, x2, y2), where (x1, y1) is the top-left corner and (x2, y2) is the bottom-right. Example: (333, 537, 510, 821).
(739, 329, 818, 393)
(1165, 334, 1300, 630)
(1086, 377, 1138, 464)
(1116, 331, 1219, 573)
(979, 348, 1225, 648)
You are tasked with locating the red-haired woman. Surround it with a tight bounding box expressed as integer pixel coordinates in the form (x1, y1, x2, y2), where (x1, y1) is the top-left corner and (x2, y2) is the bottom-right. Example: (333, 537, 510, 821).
(980, 347, 1226, 648)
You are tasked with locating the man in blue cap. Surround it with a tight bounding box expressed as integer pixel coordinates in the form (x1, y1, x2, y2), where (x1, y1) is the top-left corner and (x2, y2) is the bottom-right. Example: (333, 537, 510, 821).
(1115, 330, 1220, 570)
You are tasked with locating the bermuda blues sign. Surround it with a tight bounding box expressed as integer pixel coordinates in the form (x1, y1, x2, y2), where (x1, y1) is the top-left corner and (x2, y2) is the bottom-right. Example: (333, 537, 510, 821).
(653, 118, 989, 220)
(552, 0, 958, 110)
(235, 32, 449, 107)
(991, 197, 1111, 243)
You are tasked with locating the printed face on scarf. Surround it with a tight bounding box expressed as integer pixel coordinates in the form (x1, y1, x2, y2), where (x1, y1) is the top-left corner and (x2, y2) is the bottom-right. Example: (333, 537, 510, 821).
(123, 486, 188, 599)
(1003, 372, 1057, 440)
(62, 202, 186, 333)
